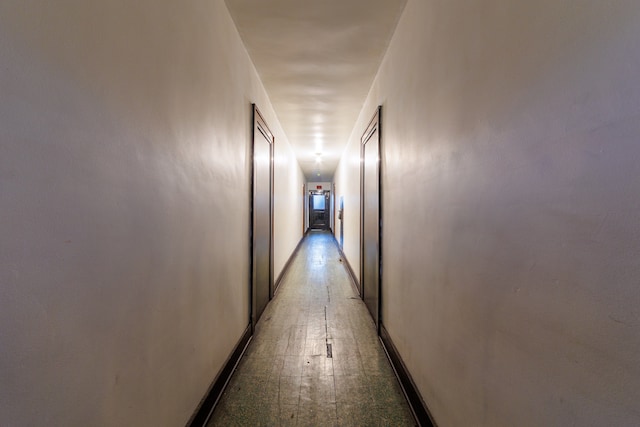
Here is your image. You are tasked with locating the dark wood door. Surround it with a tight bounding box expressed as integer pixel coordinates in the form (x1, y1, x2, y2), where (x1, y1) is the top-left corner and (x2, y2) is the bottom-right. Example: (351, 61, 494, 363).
(251, 105, 273, 327)
(361, 107, 381, 329)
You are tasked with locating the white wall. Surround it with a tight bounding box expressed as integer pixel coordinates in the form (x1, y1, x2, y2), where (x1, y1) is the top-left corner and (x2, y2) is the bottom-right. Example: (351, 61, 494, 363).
(335, 0, 640, 425)
(0, 0, 302, 425)
(274, 142, 305, 279)
(334, 143, 362, 279)
(307, 181, 332, 192)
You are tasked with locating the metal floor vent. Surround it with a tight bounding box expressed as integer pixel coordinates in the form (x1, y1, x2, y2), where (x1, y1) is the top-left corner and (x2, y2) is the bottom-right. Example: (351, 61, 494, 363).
(326, 343, 333, 358)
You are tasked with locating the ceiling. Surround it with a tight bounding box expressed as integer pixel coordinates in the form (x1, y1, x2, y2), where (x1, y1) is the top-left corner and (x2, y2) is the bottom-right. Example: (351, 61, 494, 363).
(224, 0, 407, 181)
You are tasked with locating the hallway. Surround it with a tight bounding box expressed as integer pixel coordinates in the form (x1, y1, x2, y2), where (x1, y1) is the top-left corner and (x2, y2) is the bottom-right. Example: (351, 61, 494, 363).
(3, 1, 640, 425)
(207, 231, 415, 426)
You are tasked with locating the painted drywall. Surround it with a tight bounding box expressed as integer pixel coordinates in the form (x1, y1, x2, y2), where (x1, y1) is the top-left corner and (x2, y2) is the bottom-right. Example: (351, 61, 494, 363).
(274, 139, 306, 279)
(334, 141, 362, 282)
(307, 181, 332, 192)
(334, 0, 640, 425)
(0, 0, 303, 425)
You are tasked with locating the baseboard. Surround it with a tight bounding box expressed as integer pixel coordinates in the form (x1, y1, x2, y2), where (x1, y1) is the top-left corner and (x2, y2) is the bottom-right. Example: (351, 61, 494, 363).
(274, 234, 306, 294)
(380, 324, 437, 427)
(187, 324, 252, 427)
(331, 235, 360, 296)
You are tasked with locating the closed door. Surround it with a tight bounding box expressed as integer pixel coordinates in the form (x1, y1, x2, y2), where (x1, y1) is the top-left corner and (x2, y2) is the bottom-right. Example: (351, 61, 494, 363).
(309, 191, 330, 230)
(251, 105, 273, 327)
(339, 196, 344, 248)
(361, 107, 381, 329)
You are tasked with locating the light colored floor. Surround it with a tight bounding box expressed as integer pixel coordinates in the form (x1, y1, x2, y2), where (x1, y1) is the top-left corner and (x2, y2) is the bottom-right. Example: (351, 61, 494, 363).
(207, 230, 416, 426)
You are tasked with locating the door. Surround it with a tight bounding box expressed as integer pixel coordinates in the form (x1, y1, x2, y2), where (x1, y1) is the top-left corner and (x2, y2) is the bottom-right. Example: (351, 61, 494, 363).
(339, 196, 344, 248)
(330, 184, 335, 232)
(251, 105, 274, 328)
(309, 191, 330, 230)
(360, 106, 381, 329)
(302, 184, 306, 235)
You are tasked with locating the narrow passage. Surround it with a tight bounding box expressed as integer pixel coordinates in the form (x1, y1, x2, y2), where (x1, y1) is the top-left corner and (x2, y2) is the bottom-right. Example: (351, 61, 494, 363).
(208, 230, 415, 426)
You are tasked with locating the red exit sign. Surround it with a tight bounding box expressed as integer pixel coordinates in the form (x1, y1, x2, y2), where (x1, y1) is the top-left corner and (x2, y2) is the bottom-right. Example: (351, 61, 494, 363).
(316, 185, 322, 190)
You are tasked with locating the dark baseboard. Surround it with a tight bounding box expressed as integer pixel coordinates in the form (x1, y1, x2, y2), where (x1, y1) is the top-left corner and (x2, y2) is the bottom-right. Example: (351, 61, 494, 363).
(274, 234, 306, 294)
(331, 236, 360, 296)
(187, 324, 252, 427)
(380, 324, 437, 427)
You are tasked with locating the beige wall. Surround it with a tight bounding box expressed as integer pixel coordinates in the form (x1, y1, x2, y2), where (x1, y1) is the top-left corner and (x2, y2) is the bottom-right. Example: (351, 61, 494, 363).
(333, 150, 361, 276)
(0, 0, 302, 425)
(275, 142, 306, 277)
(307, 181, 332, 191)
(335, 0, 640, 425)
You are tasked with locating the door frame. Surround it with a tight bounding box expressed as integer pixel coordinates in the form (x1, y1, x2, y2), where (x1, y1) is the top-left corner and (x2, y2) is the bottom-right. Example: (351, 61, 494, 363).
(250, 104, 274, 330)
(360, 106, 382, 331)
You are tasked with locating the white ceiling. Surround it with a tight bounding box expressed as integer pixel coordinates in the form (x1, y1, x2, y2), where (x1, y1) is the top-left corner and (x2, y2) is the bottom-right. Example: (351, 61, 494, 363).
(224, 0, 407, 181)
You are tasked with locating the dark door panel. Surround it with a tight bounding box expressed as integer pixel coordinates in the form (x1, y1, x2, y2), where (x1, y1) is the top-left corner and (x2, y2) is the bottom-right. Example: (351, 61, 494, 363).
(361, 107, 381, 329)
(252, 105, 273, 327)
(309, 191, 330, 230)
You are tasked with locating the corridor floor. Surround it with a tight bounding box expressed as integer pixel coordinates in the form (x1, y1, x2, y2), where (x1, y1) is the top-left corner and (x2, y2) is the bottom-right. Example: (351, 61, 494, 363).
(207, 230, 415, 426)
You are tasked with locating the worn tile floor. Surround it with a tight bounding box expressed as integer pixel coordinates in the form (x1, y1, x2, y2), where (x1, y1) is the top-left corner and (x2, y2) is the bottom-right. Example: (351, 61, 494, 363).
(207, 230, 415, 426)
